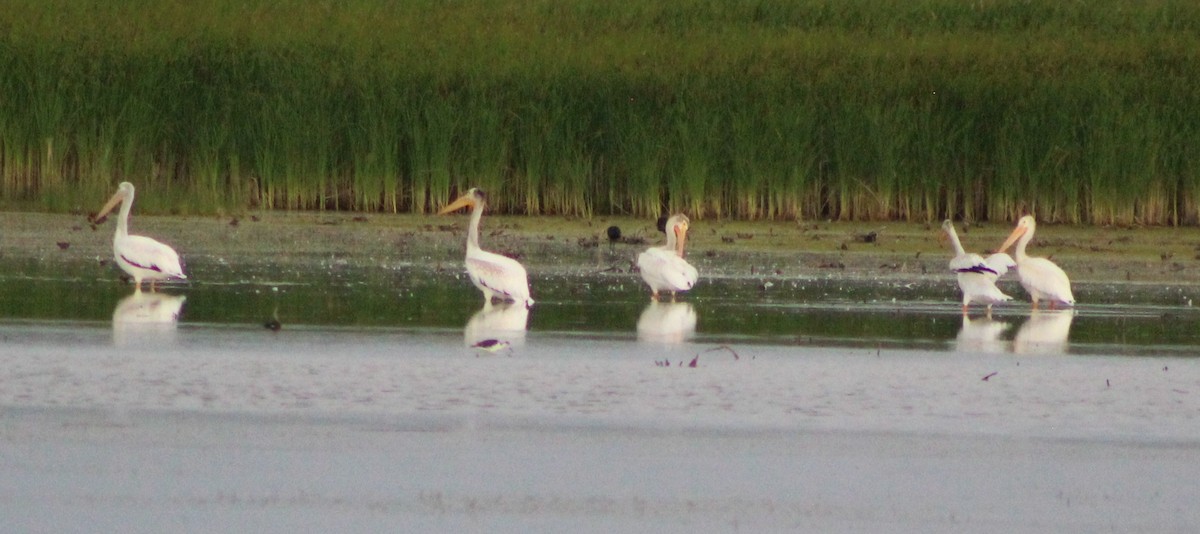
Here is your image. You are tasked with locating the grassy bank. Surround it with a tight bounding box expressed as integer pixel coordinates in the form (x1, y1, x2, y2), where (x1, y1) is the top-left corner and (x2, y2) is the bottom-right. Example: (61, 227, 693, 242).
(1, 0, 1199, 224)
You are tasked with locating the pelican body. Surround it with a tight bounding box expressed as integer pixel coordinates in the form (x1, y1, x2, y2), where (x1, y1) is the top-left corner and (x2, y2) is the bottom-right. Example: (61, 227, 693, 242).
(93, 182, 186, 291)
(439, 188, 534, 308)
(638, 214, 698, 300)
(998, 215, 1075, 309)
(940, 220, 1013, 314)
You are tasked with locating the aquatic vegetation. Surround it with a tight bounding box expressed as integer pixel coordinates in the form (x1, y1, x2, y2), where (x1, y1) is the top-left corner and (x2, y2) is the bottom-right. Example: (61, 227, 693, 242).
(2, 0, 1200, 225)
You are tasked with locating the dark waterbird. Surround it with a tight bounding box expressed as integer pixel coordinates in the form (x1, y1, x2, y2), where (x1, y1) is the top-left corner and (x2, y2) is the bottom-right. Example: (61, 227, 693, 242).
(606, 225, 621, 252)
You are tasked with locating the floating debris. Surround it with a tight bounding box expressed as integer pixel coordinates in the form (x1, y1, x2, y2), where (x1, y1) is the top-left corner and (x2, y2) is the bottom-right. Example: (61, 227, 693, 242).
(670, 345, 742, 369)
(982, 371, 998, 381)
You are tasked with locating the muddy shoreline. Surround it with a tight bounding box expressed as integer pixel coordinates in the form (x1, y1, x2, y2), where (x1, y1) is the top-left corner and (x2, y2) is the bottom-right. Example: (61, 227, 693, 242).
(3, 211, 1200, 284)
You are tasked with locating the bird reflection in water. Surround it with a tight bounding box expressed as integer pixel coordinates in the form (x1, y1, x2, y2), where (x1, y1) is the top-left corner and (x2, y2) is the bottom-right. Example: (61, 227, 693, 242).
(464, 302, 529, 352)
(112, 290, 186, 347)
(955, 315, 1011, 354)
(636, 301, 697, 345)
(1013, 309, 1074, 355)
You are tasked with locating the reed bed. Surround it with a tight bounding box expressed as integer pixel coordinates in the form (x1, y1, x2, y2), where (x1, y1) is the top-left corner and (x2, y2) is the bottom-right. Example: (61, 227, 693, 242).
(2, 0, 1200, 224)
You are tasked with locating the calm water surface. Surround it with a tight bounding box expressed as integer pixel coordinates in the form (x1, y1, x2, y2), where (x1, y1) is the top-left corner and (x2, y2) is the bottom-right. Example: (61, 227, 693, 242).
(2, 255, 1198, 357)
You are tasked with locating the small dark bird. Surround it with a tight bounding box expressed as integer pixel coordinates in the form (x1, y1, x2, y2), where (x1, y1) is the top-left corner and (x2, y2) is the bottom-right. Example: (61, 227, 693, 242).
(657, 215, 668, 233)
(606, 225, 622, 253)
(56, 241, 70, 250)
(606, 225, 621, 242)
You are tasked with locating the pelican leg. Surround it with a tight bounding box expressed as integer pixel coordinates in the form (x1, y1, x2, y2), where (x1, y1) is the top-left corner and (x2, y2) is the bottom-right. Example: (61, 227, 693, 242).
(650, 290, 660, 302)
(670, 291, 678, 303)
(961, 303, 969, 316)
(149, 279, 157, 293)
(1049, 301, 1058, 310)
(985, 304, 994, 319)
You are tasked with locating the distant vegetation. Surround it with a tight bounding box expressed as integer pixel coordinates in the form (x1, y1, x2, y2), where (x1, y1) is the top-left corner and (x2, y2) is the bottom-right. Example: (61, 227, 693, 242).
(2, 0, 1199, 224)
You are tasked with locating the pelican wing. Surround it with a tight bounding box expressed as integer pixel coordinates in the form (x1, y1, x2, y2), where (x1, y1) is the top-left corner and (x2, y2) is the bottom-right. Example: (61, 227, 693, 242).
(984, 253, 1016, 278)
(466, 250, 531, 303)
(117, 235, 186, 278)
(1017, 257, 1074, 304)
(638, 248, 697, 293)
(949, 252, 996, 276)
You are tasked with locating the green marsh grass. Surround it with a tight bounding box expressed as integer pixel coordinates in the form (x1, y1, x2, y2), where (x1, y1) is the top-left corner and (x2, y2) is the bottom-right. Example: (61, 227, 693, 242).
(2, 0, 1200, 224)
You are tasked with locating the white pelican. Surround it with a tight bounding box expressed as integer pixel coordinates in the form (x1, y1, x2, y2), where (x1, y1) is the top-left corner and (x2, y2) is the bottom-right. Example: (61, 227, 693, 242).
(940, 220, 1014, 315)
(997, 215, 1075, 309)
(93, 182, 186, 291)
(439, 188, 534, 308)
(637, 213, 698, 301)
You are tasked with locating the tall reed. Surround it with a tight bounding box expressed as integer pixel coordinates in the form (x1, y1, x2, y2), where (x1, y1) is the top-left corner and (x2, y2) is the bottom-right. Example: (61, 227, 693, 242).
(2, 0, 1200, 225)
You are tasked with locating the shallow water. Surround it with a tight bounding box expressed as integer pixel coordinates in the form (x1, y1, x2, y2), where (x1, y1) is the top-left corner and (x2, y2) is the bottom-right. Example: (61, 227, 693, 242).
(2, 255, 1200, 357)
(5, 257, 1200, 532)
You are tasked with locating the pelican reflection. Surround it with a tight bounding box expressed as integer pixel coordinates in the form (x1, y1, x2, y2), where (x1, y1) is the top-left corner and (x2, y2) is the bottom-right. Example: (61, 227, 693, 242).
(1013, 309, 1074, 355)
(955, 315, 1011, 354)
(112, 290, 186, 347)
(464, 302, 529, 349)
(636, 301, 697, 345)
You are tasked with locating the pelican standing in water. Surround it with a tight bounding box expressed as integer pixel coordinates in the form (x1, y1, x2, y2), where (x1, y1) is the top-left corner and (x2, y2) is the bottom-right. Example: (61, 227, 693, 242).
(940, 220, 1014, 315)
(92, 182, 186, 291)
(997, 215, 1075, 309)
(638, 214, 698, 301)
(439, 188, 534, 308)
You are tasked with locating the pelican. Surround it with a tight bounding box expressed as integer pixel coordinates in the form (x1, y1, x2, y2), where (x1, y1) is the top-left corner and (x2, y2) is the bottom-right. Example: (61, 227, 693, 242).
(438, 188, 534, 308)
(93, 182, 186, 291)
(940, 220, 1014, 315)
(997, 215, 1075, 309)
(637, 213, 698, 301)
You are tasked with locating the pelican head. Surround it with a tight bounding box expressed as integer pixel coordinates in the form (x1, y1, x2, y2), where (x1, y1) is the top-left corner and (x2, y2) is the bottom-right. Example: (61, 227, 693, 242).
(439, 188, 486, 215)
(666, 214, 691, 256)
(92, 181, 136, 225)
(998, 215, 1037, 255)
(937, 219, 955, 245)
